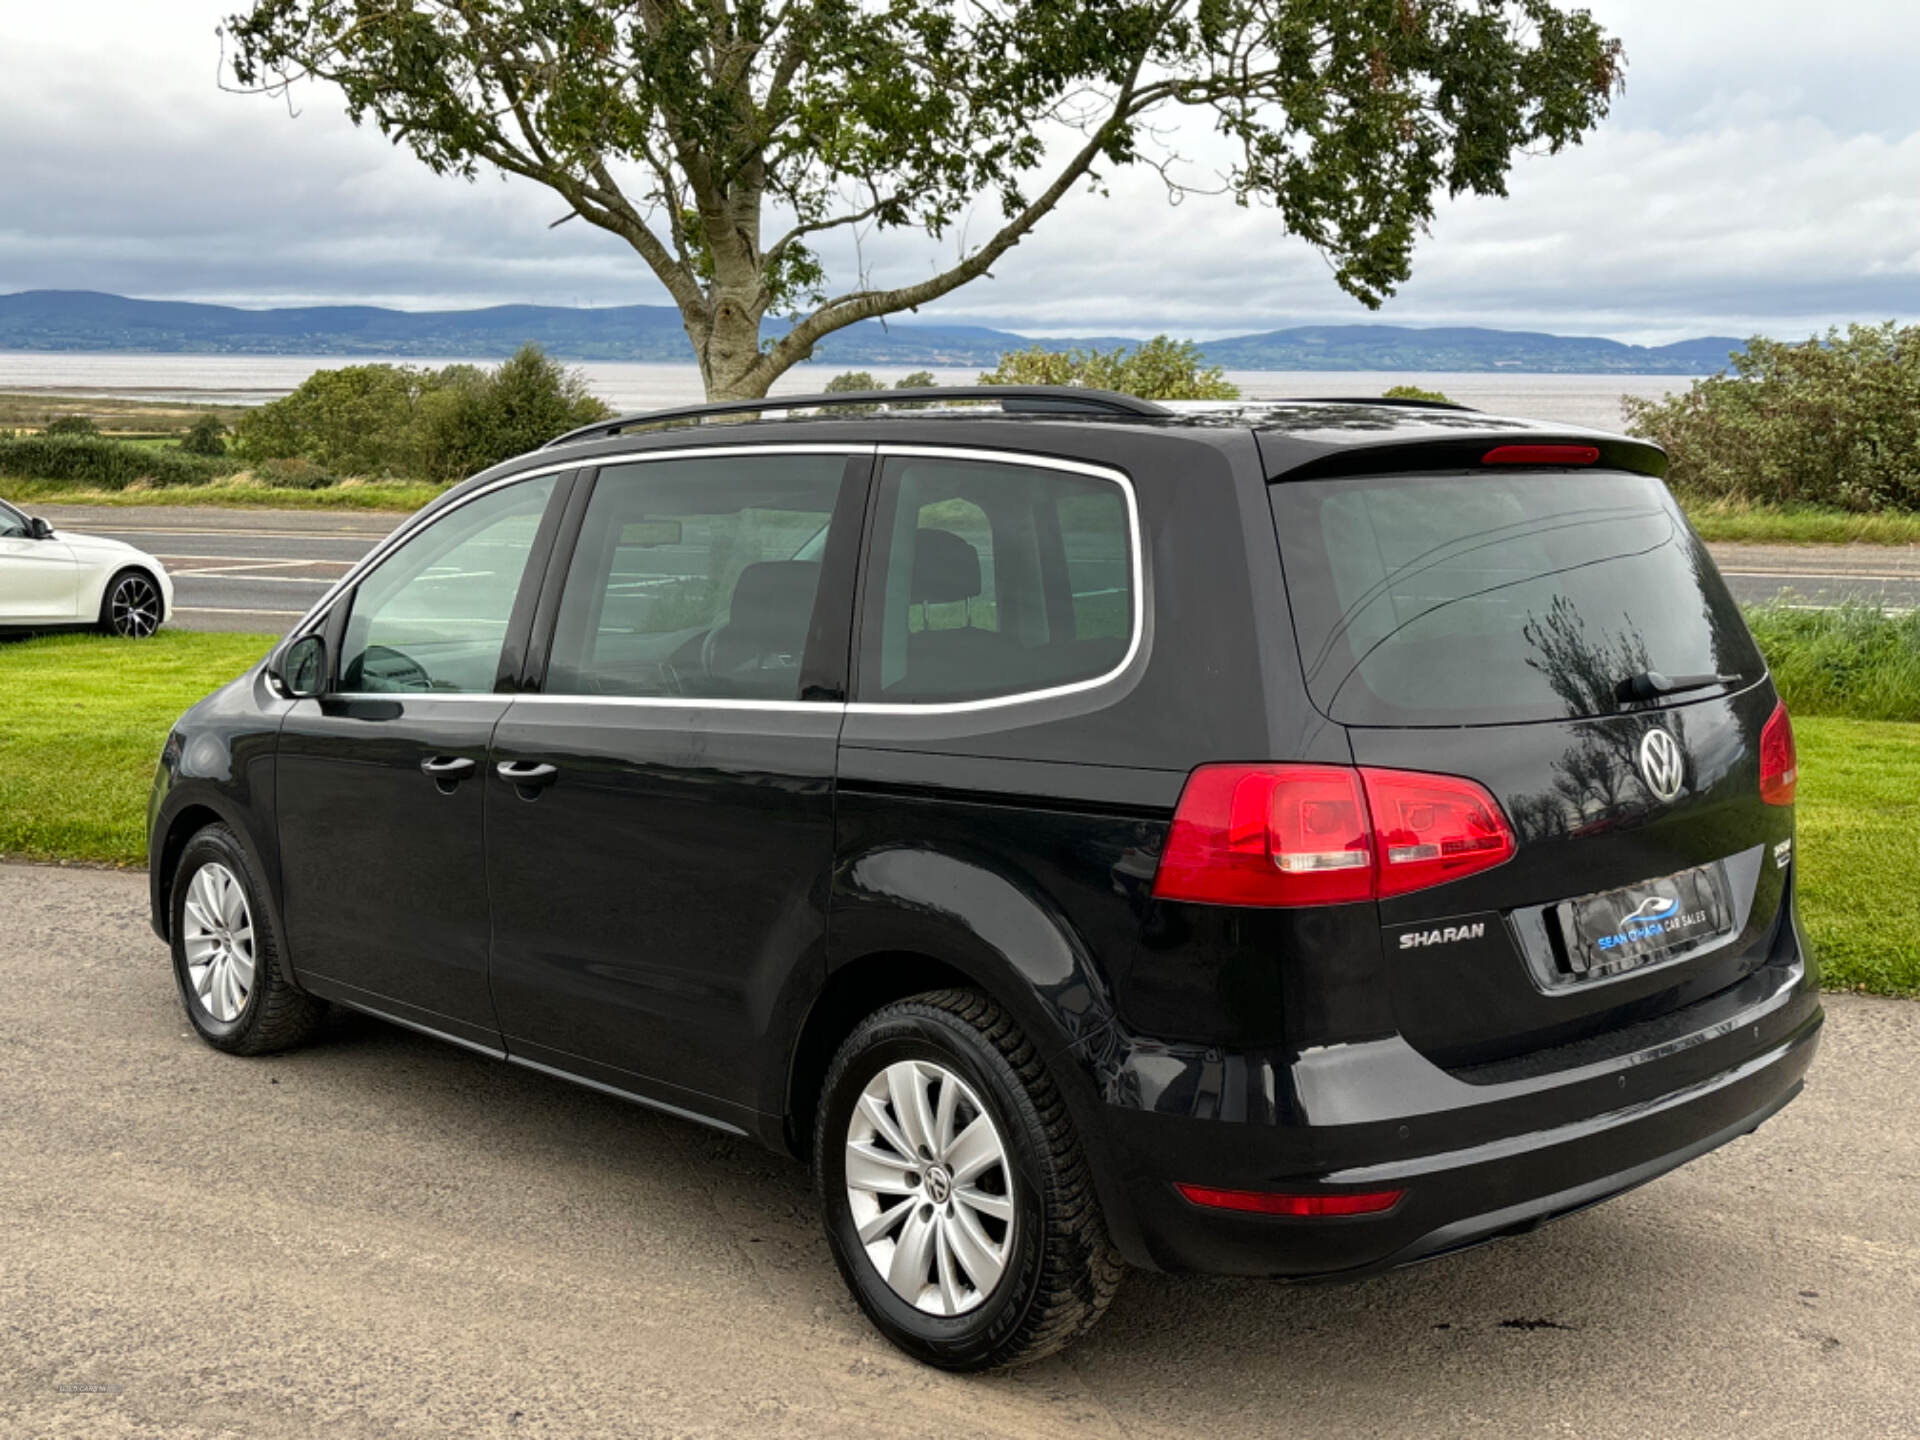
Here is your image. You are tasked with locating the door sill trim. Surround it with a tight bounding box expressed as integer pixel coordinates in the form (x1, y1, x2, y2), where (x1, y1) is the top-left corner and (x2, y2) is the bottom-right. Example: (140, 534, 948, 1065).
(504, 1053, 748, 1136)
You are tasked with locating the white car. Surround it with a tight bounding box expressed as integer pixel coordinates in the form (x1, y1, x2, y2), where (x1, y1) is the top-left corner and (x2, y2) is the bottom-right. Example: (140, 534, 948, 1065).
(0, 497, 173, 637)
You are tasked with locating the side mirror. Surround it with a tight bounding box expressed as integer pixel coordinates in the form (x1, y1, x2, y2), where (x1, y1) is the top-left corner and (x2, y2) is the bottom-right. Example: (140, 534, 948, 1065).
(28, 517, 53, 540)
(274, 634, 328, 699)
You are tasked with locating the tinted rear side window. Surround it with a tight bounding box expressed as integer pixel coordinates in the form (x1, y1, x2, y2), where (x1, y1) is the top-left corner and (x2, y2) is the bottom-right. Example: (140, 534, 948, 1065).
(1271, 470, 1764, 726)
(856, 456, 1136, 704)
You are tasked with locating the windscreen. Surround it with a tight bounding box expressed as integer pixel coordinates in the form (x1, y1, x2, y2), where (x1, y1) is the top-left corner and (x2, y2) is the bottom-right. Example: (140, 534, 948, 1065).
(1271, 469, 1765, 727)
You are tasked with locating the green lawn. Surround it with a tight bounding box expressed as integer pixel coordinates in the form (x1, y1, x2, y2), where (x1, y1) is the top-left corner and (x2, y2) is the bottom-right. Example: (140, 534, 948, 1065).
(0, 631, 275, 865)
(3, 476, 446, 512)
(1, 629, 1914, 996)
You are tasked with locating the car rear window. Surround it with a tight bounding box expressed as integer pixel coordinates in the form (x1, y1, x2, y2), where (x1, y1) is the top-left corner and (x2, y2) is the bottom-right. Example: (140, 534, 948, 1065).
(1270, 470, 1764, 727)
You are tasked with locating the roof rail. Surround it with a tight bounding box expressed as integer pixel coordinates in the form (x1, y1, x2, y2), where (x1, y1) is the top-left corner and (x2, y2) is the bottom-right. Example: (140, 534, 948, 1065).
(542, 385, 1172, 450)
(1280, 395, 1478, 413)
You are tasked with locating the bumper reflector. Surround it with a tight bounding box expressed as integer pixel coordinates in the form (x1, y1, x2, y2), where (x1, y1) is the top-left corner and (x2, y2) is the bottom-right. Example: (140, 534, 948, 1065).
(1175, 1183, 1406, 1217)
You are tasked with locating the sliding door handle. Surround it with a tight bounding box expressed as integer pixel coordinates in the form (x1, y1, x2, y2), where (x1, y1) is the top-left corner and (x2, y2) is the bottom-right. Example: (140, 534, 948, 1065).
(496, 760, 559, 788)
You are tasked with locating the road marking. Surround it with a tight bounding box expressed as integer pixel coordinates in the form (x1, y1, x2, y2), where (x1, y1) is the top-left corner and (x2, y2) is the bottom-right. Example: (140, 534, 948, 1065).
(66, 525, 390, 541)
(1720, 569, 1920, 582)
(171, 573, 336, 585)
(152, 553, 357, 566)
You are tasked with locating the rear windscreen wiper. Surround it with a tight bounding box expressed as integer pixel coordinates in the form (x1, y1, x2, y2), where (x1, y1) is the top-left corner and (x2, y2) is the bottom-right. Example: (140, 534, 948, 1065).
(1613, 670, 1742, 705)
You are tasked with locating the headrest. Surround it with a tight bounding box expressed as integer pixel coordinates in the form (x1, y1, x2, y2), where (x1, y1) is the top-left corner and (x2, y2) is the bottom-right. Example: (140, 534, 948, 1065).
(725, 560, 821, 631)
(911, 528, 981, 605)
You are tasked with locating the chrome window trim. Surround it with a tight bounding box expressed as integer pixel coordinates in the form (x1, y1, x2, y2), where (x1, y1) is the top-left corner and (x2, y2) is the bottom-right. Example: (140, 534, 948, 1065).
(847, 445, 1144, 716)
(269, 442, 878, 660)
(270, 440, 1144, 719)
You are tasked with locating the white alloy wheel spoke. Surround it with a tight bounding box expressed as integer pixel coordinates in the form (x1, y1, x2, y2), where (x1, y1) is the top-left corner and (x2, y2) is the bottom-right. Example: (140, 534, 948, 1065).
(887, 1202, 939, 1298)
(845, 1057, 1014, 1317)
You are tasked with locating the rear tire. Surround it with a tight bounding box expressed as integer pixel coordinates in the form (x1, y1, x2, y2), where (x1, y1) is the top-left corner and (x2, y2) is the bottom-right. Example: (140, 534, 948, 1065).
(170, 824, 325, 1055)
(814, 988, 1123, 1370)
(98, 568, 163, 638)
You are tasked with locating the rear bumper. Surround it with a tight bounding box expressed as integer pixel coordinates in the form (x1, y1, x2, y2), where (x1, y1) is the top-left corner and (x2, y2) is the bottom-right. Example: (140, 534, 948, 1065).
(1085, 956, 1821, 1277)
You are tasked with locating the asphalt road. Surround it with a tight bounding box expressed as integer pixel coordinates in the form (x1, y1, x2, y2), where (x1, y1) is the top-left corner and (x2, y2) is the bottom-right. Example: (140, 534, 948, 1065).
(31, 504, 1920, 634)
(2, 861, 1916, 1440)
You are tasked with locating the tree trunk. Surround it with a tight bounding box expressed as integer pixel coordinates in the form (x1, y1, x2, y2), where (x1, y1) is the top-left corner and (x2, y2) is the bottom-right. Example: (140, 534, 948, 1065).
(695, 290, 771, 400)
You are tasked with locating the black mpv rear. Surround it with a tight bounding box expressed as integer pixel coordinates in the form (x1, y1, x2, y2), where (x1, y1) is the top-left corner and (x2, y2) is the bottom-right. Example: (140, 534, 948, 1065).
(148, 388, 1821, 1369)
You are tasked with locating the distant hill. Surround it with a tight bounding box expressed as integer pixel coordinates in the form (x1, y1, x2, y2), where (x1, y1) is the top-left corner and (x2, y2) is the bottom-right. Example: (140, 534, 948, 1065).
(0, 290, 1741, 374)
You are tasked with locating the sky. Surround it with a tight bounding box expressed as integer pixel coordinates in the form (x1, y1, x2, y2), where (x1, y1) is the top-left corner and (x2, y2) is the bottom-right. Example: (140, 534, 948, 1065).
(3, 2, 1919, 344)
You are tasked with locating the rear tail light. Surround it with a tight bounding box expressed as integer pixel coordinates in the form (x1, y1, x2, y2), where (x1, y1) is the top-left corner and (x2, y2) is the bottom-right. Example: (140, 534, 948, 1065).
(1175, 1183, 1406, 1217)
(1361, 768, 1518, 898)
(1760, 700, 1798, 806)
(1151, 763, 1515, 907)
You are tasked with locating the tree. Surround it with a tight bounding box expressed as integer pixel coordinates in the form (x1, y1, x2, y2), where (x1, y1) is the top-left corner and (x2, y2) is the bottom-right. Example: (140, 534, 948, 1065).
(180, 413, 230, 456)
(981, 336, 1238, 400)
(823, 371, 879, 393)
(223, 2, 1623, 401)
(1624, 324, 1920, 511)
(45, 414, 98, 438)
(1381, 383, 1451, 404)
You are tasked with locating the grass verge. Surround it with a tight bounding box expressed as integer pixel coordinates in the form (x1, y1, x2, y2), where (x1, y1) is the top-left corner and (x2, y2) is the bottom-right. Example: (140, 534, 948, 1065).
(2, 476, 446, 512)
(1744, 604, 1920, 722)
(1682, 500, 1920, 546)
(1792, 717, 1920, 995)
(1, 631, 1914, 996)
(0, 631, 275, 865)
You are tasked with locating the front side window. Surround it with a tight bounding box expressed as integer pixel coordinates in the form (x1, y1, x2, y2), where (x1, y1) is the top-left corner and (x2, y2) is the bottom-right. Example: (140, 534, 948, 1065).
(337, 475, 557, 693)
(857, 457, 1136, 704)
(545, 454, 850, 701)
(0, 498, 29, 538)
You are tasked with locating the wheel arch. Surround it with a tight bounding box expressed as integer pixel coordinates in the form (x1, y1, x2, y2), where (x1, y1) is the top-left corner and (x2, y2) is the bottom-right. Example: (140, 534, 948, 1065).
(93, 562, 168, 630)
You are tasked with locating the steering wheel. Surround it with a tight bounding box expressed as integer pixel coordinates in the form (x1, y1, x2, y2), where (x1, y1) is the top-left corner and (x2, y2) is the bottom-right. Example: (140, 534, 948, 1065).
(353, 644, 434, 693)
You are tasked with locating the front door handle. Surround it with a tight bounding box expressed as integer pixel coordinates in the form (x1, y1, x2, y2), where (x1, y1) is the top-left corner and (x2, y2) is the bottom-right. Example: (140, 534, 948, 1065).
(496, 760, 559, 789)
(419, 755, 478, 781)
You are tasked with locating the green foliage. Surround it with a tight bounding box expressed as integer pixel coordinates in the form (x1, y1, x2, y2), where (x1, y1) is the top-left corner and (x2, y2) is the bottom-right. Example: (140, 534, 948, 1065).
(0, 435, 236, 490)
(1626, 324, 1920, 511)
(179, 413, 229, 457)
(233, 346, 610, 483)
(980, 336, 1239, 401)
(45, 414, 99, 438)
(895, 372, 937, 389)
(1382, 384, 1452, 404)
(823, 371, 879, 393)
(225, 1, 1622, 398)
(253, 456, 336, 490)
(410, 345, 613, 483)
(1745, 603, 1920, 722)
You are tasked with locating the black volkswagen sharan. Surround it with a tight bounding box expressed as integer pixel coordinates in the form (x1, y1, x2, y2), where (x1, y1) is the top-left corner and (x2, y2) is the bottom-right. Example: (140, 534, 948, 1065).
(148, 387, 1821, 1369)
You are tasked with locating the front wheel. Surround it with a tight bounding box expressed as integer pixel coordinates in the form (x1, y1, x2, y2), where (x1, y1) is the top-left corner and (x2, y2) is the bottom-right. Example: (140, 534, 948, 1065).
(814, 989, 1123, 1370)
(99, 568, 163, 637)
(170, 824, 326, 1055)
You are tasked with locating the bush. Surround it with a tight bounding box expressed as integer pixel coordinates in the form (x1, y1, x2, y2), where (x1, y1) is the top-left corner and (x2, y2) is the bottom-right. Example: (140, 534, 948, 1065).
(234, 363, 432, 476)
(180, 414, 229, 457)
(236, 346, 611, 484)
(44, 414, 99, 438)
(980, 336, 1238, 400)
(253, 456, 337, 490)
(1745, 602, 1920, 722)
(1382, 384, 1452, 404)
(409, 345, 612, 483)
(0, 435, 236, 490)
(1625, 323, 1920, 511)
(824, 371, 879, 393)
(895, 371, 936, 389)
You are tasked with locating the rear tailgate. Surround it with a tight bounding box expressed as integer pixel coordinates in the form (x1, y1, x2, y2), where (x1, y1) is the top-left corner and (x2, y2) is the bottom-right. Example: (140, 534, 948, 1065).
(1270, 466, 1793, 1068)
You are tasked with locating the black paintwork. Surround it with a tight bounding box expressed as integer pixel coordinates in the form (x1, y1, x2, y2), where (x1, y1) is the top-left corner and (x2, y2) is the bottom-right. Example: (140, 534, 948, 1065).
(147, 399, 1820, 1276)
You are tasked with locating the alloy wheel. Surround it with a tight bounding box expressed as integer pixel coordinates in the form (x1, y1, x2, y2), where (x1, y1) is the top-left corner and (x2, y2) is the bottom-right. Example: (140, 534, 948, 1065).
(844, 1059, 1016, 1316)
(109, 573, 161, 637)
(181, 863, 255, 1024)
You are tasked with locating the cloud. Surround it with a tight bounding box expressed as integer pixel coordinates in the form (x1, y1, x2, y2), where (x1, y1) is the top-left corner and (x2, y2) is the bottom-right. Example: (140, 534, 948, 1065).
(2, 0, 1919, 343)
